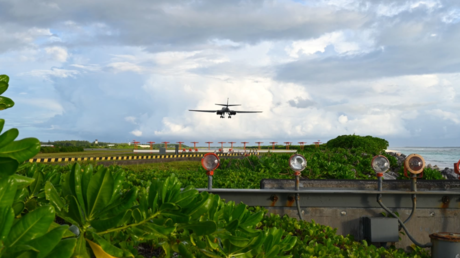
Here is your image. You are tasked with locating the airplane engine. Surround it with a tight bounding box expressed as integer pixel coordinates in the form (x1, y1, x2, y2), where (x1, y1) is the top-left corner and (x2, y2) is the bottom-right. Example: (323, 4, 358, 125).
(229, 111, 236, 115)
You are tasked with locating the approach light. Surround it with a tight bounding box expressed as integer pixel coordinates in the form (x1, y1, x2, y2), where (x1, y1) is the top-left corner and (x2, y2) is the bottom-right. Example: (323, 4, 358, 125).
(404, 154, 425, 175)
(454, 160, 460, 176)
(201, 153, 220, 175)
(371, 155, 390, 175)
(289, 154, 307, 172)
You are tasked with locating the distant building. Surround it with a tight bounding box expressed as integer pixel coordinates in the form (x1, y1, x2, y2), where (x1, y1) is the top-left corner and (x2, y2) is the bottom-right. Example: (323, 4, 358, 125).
(41, 144, 54, 147)
(107, 144, 115, 147)
(94, 139, 98, 144)
(138, 144, 150, 148)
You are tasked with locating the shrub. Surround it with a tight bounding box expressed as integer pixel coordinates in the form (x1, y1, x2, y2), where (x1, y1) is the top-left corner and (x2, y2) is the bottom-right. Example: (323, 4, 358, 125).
(326, 134, 389, 155)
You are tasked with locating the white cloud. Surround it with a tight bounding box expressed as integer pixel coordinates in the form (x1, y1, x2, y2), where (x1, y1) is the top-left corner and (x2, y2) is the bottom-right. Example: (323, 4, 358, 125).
(131, 130, 142, 136)
(25, 68, 79, 80)
(426, 109, 460, 124)
(106, 62, 142, 73)
(286, 30, 375, 58)
(44, 46, 68, 62)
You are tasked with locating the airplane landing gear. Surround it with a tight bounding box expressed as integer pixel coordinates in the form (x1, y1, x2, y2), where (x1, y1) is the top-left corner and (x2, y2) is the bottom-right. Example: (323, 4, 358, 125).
(228, 116, 231, 119)
(220, 116, 224, 118)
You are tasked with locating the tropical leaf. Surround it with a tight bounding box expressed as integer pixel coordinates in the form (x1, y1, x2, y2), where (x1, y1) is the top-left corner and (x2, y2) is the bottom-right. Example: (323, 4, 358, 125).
(0, 74, 9, 83)
(42, 238, 77, 258)
(0, 81, 7, 96)
(44, 181, 67, 213)
(86, 169, 113, 220)
(0, 128, 18, 149)
(0, 137, 41, 163)
(27, 225, 69, 258)
(0, 96, 14, 110)
(0, 157, 19, 178)
(5, 205, 55, 247)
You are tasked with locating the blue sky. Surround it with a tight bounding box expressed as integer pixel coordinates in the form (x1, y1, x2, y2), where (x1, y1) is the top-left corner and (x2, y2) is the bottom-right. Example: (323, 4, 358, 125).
(1, 0, 460, 147)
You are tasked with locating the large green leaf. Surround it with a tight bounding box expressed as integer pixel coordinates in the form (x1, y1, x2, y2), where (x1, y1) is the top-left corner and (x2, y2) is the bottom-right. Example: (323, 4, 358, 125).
(0, 157, 19, 178)
(44, 181, 67, 213)
(0, 96, 14, 110)
(0, 207, 14, 242)
(91, 210, 131, 232)
(180, 221, 217, 236)
(240, 212, 264, 228)
(0, 137, 40, 163)
(97, 187, 138, 219)
(0, 119, 4, 134)
(43, 238, 77, 258)
(68, 164, 87, 216)
(27, 225, 69, 258)
(5, 205, 55, 247)
(0, 128, 18, 149)
(0, 81, 8, 96)
(29, 169, 44, 197)
(11, 174, 35, 189)
(86, 169, 113, 220)
(0, 74, 9, 83)
(0, 176, 17, 208)
(73, 233, 90, 258)
(87, 231, 124, 257)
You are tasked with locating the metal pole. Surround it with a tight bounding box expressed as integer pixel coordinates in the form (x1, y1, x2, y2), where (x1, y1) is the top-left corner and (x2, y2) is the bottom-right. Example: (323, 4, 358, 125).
(208, 175, 212, 190)
(295, 172, 303, 221)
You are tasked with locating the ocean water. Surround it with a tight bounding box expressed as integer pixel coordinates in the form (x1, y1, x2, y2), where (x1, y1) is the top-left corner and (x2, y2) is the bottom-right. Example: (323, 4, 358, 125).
(388, 147, 460, 169)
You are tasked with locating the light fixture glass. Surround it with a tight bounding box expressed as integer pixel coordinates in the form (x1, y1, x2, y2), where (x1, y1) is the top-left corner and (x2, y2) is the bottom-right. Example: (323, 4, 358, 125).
(404, 154, 425, 174)
(201, 153, 220, 171)
(289, 154, 307, 172)
(371, 155, 390, 174)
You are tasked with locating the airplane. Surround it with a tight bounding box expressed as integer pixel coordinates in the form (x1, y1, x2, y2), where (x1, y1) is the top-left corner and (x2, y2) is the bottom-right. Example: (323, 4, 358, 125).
(189, 98, 262, 119)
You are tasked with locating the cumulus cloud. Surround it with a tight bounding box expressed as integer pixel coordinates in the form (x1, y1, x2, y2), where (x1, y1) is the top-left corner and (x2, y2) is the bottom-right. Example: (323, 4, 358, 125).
(1, 0, 460, 147)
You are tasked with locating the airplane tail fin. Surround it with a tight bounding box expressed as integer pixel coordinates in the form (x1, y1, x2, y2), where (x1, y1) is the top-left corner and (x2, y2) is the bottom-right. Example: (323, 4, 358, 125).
(215, 98, 241, 106)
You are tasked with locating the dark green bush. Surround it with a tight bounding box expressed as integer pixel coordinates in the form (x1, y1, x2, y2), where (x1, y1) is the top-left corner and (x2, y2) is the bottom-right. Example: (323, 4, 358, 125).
(40, 146, 84, 153)
(326, 134, 389, 155)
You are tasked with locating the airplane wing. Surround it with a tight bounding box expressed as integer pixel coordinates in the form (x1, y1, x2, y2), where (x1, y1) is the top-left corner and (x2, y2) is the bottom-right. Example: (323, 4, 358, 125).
(233, 111, 263, 113)
(189, 110, 218, 113)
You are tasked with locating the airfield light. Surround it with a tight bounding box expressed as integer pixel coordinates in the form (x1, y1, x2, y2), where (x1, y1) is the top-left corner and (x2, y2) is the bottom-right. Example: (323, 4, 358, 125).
(201, 153, 220, 174)
(371, 155, 390, 177)
(404, 154, 425, 175)
(284, 142, 292, 150)
(229, 142, 236, 149)
(162, 142, 169, 149)
(314, 140, 321, 148)
(454, 160, 460, 178)
(289, 154, 307, 174)
(201, 153, 220, 190)
(298, 142, 306, 150)
(255, 142, 263, 150)
(218, 142, 226, 151)
(177, 142, 184, 150)
(205, 142, 213, 150)
(148, 141, 155, 150)
(133, 140, 140, 150)
(241, 142, 249, 151)
(270, 142, 277, 150)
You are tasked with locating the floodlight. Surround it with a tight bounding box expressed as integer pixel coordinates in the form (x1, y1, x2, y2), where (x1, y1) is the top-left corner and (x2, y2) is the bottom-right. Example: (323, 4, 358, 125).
(289, 154, 307, 172)
(201, 153, 220, 175)
(454, 160, 460, 175)
(404, 154, 425, 175)
(371, 155, 390, 174)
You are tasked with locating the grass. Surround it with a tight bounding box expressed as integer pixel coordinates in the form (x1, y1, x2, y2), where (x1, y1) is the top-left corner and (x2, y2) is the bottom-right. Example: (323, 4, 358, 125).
(119, 160, 201, 172)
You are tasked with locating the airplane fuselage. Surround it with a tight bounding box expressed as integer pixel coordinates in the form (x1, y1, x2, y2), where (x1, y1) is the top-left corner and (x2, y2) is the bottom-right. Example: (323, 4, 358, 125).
(217, 107, 236, 118)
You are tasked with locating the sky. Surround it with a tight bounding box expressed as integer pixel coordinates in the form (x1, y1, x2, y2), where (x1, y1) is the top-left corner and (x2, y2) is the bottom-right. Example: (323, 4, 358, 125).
(1, 0, 460, 147)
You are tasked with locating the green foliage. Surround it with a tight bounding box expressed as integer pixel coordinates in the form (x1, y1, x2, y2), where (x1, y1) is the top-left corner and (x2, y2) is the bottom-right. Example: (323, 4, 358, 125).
(327, 134, 389, 155)
(259, 211, 430, 258)
(0, 75, 40, 175)
(40, 146, 84, 153)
